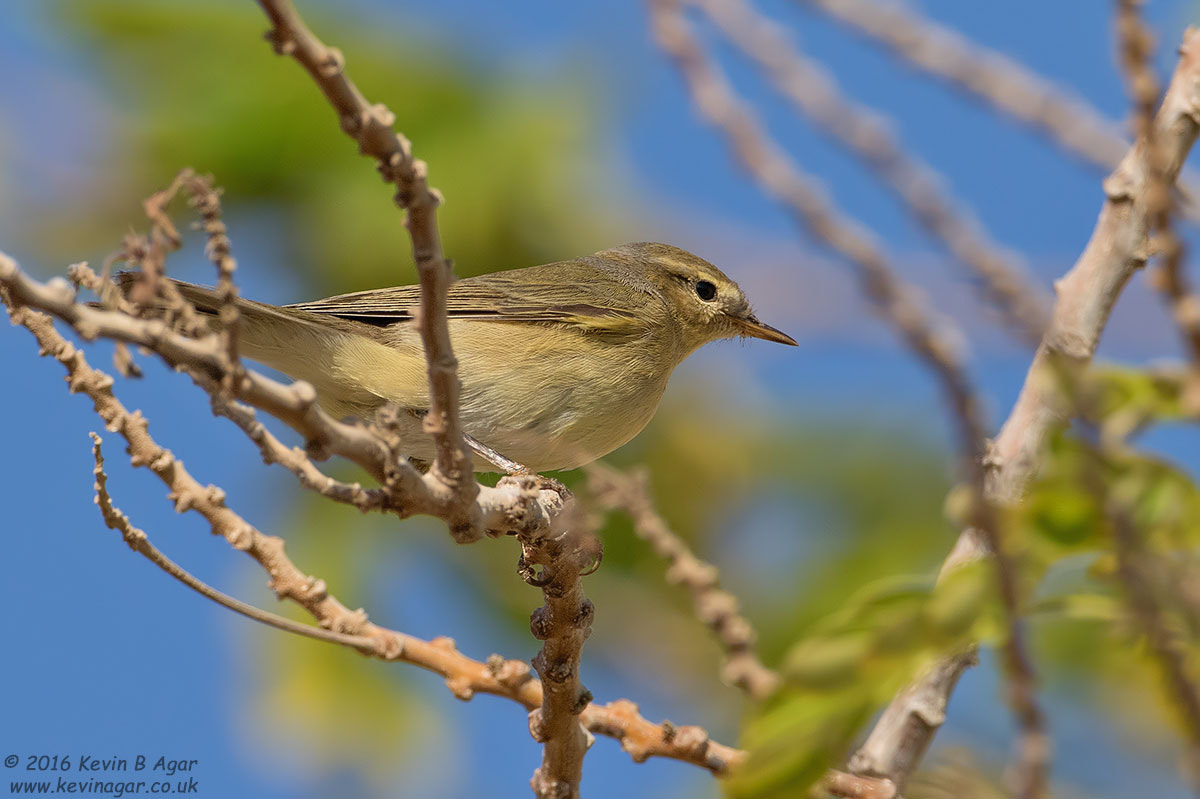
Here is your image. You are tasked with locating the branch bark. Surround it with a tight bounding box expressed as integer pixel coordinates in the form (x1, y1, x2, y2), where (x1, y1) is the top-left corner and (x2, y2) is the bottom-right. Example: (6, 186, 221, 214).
(522, 507, 600, 798)
(90, 433, 380, 652)
(1115, 2, 1200, 388)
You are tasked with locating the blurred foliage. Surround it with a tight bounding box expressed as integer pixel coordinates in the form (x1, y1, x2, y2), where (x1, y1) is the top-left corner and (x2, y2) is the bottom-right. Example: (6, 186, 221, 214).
(36, 0, 617, 289)
(1085, 364, 1194, 441)
(1005, 393, 1200, 762)
(907, 749, 1012, 799)
(719, 362, 1200, 797)
(727, 562, 998, 798)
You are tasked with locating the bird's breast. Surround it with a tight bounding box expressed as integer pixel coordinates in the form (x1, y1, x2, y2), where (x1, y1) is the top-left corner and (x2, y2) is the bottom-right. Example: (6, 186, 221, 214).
(451, 320, 672, 470)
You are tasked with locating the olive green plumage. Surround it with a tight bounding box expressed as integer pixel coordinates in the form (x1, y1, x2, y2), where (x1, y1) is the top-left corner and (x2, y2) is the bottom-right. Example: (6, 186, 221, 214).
(163, 242, 795, 471)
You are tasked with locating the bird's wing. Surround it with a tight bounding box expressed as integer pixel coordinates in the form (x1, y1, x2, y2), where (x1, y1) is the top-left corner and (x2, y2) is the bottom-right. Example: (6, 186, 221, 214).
(286, 263, 650, 335)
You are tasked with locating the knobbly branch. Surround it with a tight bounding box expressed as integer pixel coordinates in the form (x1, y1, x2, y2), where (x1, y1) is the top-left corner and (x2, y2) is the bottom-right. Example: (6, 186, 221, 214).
(521, 503, 601, 798)
(587, 463, 780, 700)
(255, 0, 478, 538)
(90, 432, 380, 652)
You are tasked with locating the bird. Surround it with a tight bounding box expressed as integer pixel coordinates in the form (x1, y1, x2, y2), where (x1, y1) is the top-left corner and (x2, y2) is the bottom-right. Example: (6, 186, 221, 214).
(141, 242, 796, 472)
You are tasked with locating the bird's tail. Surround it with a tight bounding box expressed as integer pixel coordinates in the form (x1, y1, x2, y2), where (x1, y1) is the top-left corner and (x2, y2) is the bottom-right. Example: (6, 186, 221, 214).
(114, 272, 305, 329)
(111, 272, 405, 417)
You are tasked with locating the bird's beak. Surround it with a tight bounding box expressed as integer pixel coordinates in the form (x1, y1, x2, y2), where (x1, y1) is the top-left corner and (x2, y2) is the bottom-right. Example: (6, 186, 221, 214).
(732, 313, 798, 346)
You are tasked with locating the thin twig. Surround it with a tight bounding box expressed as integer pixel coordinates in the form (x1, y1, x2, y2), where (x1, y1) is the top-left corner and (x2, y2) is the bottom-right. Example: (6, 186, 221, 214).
(696, 0, 1048, 344)
(68, 261, 143, 378)
(797, 0, 1200, 207)
(90, 432, 379, 651)
(254, 0, 478, 539)
(820, 771, 899, 799)
(2, 298, 742, 776)
(139, 172, 211, 338)
(587, 463, 780, 701)
(649, 4, 1047, 794)
(850, 27, 1200, 793)
(206, 386, 390, 512)
(1116, 3, 1200, 392)
(183, 173, 243, 384)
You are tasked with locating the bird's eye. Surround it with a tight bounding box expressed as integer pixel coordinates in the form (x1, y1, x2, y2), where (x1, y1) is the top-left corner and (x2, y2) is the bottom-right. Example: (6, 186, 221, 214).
(695, 280, 717, 301)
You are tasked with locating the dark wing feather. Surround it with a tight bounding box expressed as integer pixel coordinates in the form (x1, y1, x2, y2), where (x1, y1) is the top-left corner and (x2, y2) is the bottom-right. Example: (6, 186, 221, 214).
(285, 262, 647, 330)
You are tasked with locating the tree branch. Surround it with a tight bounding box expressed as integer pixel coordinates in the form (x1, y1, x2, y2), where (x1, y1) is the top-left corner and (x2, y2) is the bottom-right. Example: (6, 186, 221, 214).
(1116, 3, 1200, 388)
(522, 503, 600, 799)
(90, 432, 380, 652)
(183, 172, 243, 384)
(587, 463, 780, 701)
(254, 0, 478, 539)
(206, 386, 390, 512)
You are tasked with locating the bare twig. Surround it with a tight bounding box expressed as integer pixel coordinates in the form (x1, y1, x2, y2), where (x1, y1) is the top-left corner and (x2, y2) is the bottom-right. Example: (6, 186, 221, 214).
(254, 0, 478, 539)
(68, 261, 144, 377)
(796, 0, 1157, 181)
(820, 771, 899, 799)
(206, 387, 389, 512)
(183, 173, 243, 383)
(3, 297, 742, 775)
(139, 173, 212, 338)
(695, 0, 1048, 344)
(850, 27, 1200, 793)
(91, 432, 379, 651)
(522, 501, 601, 799)
(649, 3, 1047, 793)
(587, 463, 780, 700)
(1116, 3, 1200, 392)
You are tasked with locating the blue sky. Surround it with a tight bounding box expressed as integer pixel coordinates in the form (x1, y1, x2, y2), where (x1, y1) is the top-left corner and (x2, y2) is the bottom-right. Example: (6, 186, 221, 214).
(2, 1, 1199, 797)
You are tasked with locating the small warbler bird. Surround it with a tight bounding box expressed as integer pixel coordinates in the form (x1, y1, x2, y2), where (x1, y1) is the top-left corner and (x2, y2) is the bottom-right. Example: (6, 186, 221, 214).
(157, 242, 795, 471)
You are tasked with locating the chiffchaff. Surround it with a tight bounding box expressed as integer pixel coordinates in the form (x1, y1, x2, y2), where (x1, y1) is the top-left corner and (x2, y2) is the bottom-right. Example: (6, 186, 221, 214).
(160, 242, 795, 471)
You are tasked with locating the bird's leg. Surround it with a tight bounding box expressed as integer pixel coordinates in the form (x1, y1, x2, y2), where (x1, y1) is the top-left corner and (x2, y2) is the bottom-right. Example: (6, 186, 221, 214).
(463, 432, 574, 502)
(463, 432, 530, 475)
(391, 407, 573, 501)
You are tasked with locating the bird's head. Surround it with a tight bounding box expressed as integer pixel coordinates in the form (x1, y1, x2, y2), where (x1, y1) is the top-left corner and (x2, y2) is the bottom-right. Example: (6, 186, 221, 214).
(604, 242, 797, 356)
